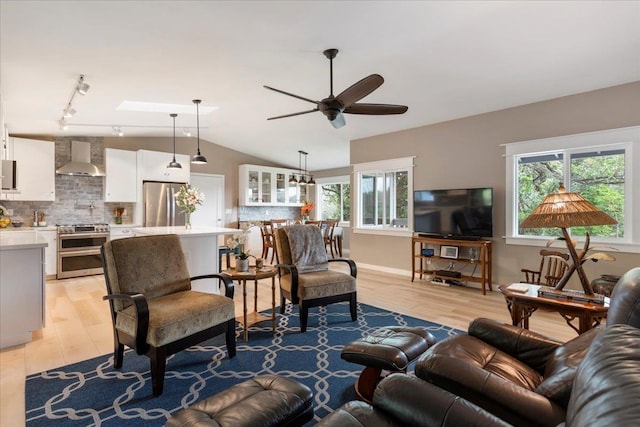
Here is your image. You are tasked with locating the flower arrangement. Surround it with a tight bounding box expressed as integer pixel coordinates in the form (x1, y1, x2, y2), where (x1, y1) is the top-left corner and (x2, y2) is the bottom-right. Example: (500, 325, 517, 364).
(301, 200, 314, 219)
(227, 229, 251, 260)
(174, 185, 204, 229)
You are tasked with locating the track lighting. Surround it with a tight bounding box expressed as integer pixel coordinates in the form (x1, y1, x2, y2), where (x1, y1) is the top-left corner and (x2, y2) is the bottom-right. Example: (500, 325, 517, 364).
(63, 106, 76, 118)
(191, 99, 208, 164)
(57, 74, 89, 130)
(112, 126, 123, 136)
(183, 128, 192, 137)
(76, 75, 90, 95)
(167, 113, 182, 169)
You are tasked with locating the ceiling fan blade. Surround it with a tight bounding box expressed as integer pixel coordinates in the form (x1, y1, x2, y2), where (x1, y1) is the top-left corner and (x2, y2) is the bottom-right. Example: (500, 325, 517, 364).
(263, 85, 319, 105)
(335, 74, 384, 107)
(330, 113, 346, 129)
(267, 109, 319, 120)
(344, 103, 408, 115)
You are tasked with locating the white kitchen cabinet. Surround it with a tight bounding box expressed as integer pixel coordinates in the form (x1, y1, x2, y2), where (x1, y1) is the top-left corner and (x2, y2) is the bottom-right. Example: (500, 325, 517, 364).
(37, 229, 58, 277)
(8, 137, 55, 201)
(239, 164, 305, 206)
(105, 148, 137, 202)
(137, 149, 190, 183)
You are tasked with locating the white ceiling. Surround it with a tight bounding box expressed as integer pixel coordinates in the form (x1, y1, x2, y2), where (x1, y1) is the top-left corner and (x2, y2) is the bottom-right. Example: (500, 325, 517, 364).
(1, 1, 639, 171)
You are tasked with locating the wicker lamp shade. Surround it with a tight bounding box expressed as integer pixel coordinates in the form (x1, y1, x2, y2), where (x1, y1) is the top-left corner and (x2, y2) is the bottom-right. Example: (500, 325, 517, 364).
(521, 185, 617, 229)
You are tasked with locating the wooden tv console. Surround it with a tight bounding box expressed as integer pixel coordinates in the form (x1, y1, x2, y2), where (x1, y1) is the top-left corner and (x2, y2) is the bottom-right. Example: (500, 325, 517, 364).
(411, 235, 493, 295)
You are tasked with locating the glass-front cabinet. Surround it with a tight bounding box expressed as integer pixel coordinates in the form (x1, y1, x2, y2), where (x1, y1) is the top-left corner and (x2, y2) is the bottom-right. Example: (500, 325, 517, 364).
(239, 164, 307, 206)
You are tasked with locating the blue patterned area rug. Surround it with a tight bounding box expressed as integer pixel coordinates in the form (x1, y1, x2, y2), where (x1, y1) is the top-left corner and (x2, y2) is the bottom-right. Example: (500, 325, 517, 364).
(26, 302, 460, 426)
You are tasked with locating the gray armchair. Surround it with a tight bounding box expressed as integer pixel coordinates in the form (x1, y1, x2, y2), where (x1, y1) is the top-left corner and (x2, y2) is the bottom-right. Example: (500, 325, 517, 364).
(101, 234, 236, 396)
(273, 224, 357, 332)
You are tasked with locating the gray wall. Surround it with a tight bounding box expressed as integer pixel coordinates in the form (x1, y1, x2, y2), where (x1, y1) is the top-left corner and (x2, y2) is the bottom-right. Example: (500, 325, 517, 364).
(349, 81, 640, 288)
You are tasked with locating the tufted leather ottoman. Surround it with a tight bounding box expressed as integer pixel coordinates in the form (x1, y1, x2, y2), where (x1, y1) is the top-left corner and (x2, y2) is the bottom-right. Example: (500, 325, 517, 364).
(341, 326, 436, 402)
(165, 374, 313, 427)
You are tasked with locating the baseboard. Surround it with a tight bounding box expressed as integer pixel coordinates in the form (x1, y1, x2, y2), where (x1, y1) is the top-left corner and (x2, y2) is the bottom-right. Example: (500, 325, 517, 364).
(355, 262, 412, 277)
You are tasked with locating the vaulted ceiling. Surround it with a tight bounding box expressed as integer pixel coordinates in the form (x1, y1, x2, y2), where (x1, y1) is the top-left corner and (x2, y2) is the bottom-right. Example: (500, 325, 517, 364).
(1, 1, 638, 170)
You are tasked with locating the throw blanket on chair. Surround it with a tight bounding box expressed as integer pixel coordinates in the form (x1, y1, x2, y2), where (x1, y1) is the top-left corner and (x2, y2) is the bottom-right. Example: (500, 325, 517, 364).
(285, 225, 329, 273)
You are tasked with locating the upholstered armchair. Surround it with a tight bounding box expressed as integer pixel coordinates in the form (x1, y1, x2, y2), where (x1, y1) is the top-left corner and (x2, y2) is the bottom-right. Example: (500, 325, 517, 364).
(273, 224, 357, 332)
(415, 267, 640, 426)
(101, 234, 236, 396)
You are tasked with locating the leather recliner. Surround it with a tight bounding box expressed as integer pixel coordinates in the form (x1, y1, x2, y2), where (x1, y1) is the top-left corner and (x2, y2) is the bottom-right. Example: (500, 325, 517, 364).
(413, 267, 640, 426)
(315, 322, 640, 427)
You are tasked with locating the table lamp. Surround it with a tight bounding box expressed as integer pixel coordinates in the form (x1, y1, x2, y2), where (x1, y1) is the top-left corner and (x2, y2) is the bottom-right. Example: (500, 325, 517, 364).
(520, 185, 617, 300)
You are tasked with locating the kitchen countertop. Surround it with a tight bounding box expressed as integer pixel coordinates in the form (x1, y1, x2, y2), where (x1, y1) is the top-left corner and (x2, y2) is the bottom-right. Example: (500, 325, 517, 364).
(0, 231, 47, 250)
(132, 226, 240, 237)
(0, 225, 57, 232)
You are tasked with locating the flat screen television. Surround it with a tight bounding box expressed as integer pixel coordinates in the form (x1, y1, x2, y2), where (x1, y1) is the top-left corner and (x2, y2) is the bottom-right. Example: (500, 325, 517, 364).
(413, 187, 493, 239)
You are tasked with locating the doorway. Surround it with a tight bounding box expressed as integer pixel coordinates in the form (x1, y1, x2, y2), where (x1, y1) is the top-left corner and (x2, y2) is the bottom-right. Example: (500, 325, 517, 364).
(190, 173, 225, 228)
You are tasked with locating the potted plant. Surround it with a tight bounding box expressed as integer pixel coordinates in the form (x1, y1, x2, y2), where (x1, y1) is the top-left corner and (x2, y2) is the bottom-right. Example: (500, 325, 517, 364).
(174, 185, 205, 229)
(227, 229, 252, 272)
(301, 200, 314, 221)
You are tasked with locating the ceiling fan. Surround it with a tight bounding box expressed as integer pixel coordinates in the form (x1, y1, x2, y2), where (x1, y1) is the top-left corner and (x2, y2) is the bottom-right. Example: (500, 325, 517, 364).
(264, 49, 408, 129)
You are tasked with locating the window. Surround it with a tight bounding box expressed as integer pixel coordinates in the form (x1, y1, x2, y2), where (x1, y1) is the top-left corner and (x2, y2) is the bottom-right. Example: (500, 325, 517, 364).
(316, 176, 350, 223)
(353, 157, 413, 236)
(505, 126, 639, 251)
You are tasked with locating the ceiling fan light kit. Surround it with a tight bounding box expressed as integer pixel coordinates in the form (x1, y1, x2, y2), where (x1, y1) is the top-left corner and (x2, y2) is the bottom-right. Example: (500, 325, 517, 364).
(264, 48, 408, 129)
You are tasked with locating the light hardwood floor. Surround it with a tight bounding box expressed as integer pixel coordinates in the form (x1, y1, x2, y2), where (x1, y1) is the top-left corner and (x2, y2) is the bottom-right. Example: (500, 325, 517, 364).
(0, 267, 578, 427)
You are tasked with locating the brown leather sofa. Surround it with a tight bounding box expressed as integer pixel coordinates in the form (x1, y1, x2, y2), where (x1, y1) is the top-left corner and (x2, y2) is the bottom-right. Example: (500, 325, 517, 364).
(316, 322, 640, 426)
(414, 267, 640, 426)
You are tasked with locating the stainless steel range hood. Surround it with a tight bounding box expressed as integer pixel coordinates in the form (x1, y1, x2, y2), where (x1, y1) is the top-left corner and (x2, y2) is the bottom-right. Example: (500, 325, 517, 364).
(56, 140, 104, 176)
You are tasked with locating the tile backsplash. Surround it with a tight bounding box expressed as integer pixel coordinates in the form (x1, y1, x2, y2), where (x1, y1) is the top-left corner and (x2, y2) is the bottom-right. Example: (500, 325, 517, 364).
(2, 136, 135, 226)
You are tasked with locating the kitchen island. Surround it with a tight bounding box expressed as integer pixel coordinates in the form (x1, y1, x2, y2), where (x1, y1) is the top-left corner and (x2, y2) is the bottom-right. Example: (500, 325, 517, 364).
(131, 226, 240, 293)
(0, 231, 47, 348)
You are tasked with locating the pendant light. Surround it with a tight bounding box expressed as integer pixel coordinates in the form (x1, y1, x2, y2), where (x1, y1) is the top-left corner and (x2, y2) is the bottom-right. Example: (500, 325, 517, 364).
(191, 99, 208, 164)
(298, 150, 307, 186)
(305, 152, 316, 186)
(167, 113, 182, 169)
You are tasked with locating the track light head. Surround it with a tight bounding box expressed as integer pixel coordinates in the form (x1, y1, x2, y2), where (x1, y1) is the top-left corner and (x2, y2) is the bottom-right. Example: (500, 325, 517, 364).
(57, 119, 68, 130)
(63, 106, 76, 118)
(76, 75, 90, 95)
(112, 126, 123, 136)
(183, 128, 192, 137)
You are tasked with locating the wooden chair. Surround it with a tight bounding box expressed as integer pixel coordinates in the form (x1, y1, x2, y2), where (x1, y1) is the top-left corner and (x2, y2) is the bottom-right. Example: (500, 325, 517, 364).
(101, 234, 236, 396)
(273, 224, 357, 332)
(260, 220, 287, 263)
(321, 220, 339, 258)
(521, 249, 570, 286)
(259, 224, 275, 263)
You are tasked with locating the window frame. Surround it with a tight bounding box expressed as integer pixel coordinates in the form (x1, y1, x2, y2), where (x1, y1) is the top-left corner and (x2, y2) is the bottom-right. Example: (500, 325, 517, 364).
(505, 126, 639, 253)
(353, 157, 414, 237)
(314, 175, 350, 225)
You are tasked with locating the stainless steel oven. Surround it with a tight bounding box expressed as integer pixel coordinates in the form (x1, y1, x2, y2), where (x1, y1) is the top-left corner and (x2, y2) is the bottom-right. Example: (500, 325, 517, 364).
(57, 224, 110, 279)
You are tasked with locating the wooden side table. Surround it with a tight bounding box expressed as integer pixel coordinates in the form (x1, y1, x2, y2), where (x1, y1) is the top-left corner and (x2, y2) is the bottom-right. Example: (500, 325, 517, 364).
(498, 284, 609, 335)
(223, 266, 278, 341)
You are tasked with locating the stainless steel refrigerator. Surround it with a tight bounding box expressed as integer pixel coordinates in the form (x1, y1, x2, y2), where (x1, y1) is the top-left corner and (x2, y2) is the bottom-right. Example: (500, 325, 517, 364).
(143, 181, 187, 227)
